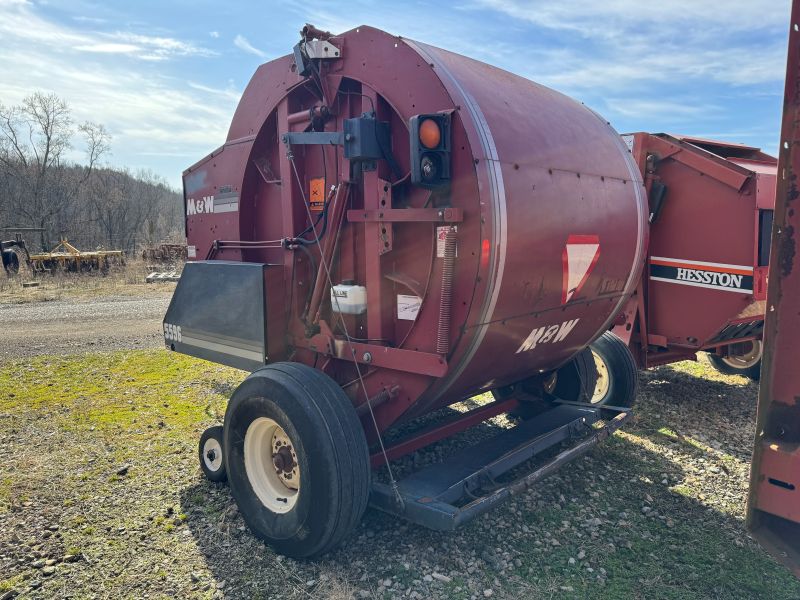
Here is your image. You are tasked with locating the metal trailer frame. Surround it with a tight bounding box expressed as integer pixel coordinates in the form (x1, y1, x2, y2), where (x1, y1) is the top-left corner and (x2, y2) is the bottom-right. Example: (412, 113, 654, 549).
(28, 239, 124, 273)
(371, 403, 628, 530)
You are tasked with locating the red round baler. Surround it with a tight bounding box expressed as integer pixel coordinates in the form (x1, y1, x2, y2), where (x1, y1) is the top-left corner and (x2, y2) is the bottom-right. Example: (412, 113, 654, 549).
(166, 24, 647, 557)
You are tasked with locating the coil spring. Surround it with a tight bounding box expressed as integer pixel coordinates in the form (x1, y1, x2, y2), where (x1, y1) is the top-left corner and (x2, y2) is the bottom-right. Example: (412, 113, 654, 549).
(436, 227, 457, 355)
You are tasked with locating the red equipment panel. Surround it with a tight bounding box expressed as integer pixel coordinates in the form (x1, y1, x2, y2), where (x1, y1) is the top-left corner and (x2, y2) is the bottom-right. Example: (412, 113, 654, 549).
(747, 0, 800, 576)
(622, 133, 776, 366)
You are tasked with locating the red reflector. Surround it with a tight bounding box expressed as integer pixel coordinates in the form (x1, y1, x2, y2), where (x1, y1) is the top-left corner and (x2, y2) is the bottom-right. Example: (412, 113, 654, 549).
(481, 238, 490, 266)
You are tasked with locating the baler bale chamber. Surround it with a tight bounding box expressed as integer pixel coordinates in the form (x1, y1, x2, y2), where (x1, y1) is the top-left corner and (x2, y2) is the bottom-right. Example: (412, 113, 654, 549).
(164, 24, 647, 557)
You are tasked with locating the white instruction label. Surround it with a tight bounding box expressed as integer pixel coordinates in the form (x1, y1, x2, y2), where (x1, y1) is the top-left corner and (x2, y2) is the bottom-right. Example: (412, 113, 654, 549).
(397, 294, 421, 321)
(436, 226, 458, 258)
(187, 245, 196, 258)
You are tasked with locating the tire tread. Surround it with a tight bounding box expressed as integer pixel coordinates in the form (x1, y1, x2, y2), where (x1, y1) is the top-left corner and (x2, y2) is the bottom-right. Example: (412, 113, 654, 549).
(591, 331, 638, 411)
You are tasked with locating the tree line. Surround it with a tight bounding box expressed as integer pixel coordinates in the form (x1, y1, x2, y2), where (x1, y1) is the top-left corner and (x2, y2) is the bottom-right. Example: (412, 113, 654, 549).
(0, 92, 183, 254)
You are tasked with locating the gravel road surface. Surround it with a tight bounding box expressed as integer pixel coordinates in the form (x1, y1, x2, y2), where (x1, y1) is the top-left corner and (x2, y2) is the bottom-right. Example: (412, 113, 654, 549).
(0, 295, 171, 358)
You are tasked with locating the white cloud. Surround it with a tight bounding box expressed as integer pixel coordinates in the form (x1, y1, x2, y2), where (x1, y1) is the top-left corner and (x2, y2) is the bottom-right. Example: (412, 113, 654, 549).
(469, 0, 789, 95)
(233, 34, 267, 59)
(0, 2, 214, 61)
(0, 1, 238, 186)
(73, 42, 141, 54)
(475, 0, 788, 35)
(602, 99, 719, 120)
(72, 15, 107, 25)
(110, 32, 214, 58)
(209, 31, 219, 38)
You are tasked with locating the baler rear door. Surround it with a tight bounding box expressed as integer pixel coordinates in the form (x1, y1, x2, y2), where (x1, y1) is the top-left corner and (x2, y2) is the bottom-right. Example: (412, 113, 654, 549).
(163, 261, 270, 371)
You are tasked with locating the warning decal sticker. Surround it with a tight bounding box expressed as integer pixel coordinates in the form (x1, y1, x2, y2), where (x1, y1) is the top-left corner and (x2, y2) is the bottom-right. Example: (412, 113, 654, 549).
(309, 177, 326, 212)
(397, 294, 421, 321)
(650, 257, 753, 294)
(562, 235, 601, 304)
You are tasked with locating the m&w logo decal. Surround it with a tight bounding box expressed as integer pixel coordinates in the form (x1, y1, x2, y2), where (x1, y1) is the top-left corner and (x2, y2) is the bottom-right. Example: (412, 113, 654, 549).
(650, 257, 753, 294)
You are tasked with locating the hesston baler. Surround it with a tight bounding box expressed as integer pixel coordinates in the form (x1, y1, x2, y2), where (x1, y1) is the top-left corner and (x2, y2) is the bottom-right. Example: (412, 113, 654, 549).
(163, 25, 775, 558)
(583, 133, 776, 401)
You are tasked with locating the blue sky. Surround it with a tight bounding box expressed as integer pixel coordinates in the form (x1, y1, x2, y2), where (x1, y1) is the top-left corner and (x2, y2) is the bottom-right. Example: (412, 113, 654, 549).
(0, 0, 791, 189)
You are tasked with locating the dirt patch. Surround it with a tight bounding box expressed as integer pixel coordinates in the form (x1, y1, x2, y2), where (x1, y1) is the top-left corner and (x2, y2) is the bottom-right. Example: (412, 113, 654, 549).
(1, 351, 798, 599)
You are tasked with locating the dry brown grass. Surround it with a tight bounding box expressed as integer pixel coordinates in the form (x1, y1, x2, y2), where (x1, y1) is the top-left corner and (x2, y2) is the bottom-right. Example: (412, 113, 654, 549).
(0, 259, 178, 304)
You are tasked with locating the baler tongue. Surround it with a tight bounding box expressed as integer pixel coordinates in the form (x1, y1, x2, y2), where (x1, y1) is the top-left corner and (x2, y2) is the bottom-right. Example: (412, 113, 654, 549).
(371, 404, 629, 530)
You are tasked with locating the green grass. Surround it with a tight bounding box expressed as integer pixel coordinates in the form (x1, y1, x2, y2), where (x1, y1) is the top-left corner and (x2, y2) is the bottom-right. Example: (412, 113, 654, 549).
(510, 436, 791, 599)
(0, 574, 25, 592)
(0, 350, 235, 436)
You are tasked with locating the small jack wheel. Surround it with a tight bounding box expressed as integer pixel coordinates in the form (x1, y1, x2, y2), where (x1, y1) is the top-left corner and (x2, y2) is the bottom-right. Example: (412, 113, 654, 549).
(199, 426, 227, 483)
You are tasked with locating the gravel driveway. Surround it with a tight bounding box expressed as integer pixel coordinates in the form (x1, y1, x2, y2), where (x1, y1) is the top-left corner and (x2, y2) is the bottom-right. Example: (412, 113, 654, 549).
(0, 295, 171, 358)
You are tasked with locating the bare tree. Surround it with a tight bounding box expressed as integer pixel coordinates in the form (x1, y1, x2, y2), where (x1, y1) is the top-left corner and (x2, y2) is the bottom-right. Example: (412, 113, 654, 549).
(0, 90, 181, 255)
(0, 92, 109, 248)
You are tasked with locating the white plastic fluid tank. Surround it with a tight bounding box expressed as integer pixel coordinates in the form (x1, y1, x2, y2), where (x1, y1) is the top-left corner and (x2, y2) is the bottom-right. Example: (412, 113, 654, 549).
(330, 280, 367, 315)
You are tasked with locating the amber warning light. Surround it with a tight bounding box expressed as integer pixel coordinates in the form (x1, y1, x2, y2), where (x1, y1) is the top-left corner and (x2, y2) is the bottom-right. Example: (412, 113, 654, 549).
(419, 118, 441, 149)
(409, 113, 451, 189)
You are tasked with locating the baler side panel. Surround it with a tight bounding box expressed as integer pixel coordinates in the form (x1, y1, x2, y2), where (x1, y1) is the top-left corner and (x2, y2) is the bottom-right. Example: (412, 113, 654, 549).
(641, 134, 775, 353)
(406, 41, 647, 409)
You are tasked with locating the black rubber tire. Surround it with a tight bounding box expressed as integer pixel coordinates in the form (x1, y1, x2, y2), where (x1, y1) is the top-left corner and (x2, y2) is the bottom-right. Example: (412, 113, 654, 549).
(2, 250, 18, 274)
(589, 331, 638, 411)
(707, 342, 762, 381)
(495, 349, 598, 421)
(2, 247, 28, 275)
(552, 347, 598, 403)
(199, 426, 227, 483)
(223, 362, 370, 558)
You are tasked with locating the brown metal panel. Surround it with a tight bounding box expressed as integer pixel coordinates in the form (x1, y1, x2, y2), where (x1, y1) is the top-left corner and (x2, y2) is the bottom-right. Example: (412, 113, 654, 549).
(747, 0, 800, 576)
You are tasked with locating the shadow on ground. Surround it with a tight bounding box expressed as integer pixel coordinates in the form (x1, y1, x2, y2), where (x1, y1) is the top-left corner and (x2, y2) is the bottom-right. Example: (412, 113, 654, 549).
(179, 362, 799, 600)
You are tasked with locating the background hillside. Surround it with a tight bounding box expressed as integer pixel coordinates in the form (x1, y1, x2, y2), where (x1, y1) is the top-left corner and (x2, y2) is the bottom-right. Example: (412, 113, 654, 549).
(0, 92, 183, 253)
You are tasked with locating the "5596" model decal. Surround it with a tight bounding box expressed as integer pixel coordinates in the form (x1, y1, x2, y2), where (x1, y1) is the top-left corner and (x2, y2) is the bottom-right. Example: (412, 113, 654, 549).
(164, 322, 182, 343)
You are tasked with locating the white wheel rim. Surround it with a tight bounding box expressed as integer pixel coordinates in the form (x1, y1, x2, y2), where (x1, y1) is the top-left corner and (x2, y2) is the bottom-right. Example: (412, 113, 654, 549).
(721, 340, 762, 369)
(591, 350, 610, 404)
(202, 437, 223, 472)
(244, 417, 300, 514)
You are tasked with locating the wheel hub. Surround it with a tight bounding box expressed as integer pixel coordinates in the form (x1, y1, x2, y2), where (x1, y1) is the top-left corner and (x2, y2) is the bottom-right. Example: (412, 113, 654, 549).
(271, 429, 299, 489)
(202, 437, 223, 472)
(721, 340, 762, 369)
(244, 417, 301, 513)
(591, 350, 610, 404)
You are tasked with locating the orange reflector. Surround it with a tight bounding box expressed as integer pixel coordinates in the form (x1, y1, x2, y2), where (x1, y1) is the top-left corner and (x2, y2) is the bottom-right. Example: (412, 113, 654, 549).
(419, 118, 441, 149)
